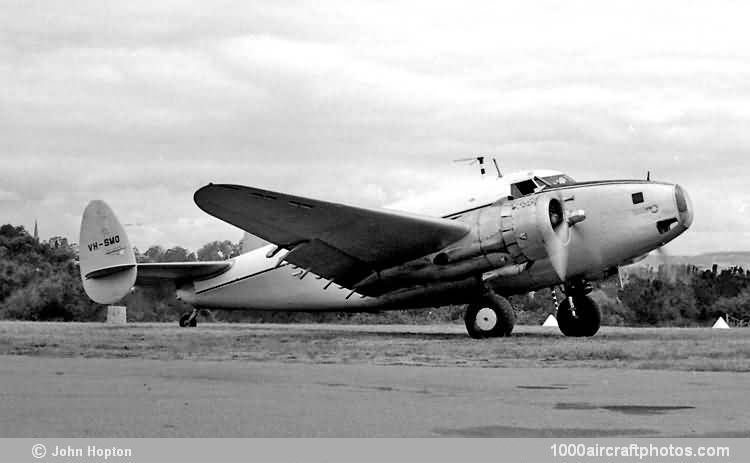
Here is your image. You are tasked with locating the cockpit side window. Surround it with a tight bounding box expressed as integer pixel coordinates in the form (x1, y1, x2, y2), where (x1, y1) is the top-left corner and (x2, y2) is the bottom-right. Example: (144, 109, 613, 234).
(511, 179, 539, 198)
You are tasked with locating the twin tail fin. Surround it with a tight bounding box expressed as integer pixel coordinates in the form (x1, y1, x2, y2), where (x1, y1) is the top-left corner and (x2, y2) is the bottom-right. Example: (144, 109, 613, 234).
(79, 200, 136, 304)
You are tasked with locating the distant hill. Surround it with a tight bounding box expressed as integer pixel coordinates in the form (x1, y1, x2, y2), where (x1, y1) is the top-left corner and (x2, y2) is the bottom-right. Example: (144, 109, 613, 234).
(635, 251, 750, 269)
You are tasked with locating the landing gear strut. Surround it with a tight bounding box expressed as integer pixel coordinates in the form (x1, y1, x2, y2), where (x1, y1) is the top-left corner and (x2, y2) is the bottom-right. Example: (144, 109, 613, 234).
(556, 281, 600, 337)
(464, 292, 515, 339)
(179, 308, 199, 327)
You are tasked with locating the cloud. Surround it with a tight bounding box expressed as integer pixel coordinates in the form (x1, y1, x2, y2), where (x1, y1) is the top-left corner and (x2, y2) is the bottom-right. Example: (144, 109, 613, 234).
(1, 0, 749, 255)
(0, 190, 21, 201)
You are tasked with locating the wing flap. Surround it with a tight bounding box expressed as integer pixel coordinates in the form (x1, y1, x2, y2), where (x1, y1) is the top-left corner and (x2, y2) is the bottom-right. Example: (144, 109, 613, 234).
(283, 239, 371, 288)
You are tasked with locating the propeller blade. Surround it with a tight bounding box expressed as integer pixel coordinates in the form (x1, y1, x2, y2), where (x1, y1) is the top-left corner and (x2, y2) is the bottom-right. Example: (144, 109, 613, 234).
(543, 195, 571, 282)
(541, 197, 595, 283)
(655, 246, 674, 282)
(546, 236, 569, 281)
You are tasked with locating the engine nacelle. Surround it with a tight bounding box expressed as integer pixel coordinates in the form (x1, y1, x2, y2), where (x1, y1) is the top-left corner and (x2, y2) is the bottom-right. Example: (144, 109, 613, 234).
(363, 192, 570, 292)
(176, 283, 199, 305)
(489, 193, 570, 268)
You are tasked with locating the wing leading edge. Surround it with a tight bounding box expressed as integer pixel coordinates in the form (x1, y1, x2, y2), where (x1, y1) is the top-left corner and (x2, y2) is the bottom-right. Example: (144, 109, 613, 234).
(193, 184, 471, 294)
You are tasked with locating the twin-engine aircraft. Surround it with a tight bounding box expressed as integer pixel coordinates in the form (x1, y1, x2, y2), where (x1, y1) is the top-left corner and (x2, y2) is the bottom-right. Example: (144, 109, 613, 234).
(79, 168, 692, 338)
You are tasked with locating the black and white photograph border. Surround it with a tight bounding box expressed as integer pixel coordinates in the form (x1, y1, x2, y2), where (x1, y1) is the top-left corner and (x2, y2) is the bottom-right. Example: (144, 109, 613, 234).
(1, 0, 749, 459)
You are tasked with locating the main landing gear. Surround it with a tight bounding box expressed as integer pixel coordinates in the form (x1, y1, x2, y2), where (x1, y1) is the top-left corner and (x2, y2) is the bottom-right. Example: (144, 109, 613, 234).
(555, 281, 601, 337)
(179, 308, 199, 327)
(464, 292, 516, 339)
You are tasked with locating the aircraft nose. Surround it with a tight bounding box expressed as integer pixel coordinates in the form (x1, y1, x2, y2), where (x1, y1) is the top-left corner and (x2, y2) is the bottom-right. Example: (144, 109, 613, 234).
(674, 184, 693, 229)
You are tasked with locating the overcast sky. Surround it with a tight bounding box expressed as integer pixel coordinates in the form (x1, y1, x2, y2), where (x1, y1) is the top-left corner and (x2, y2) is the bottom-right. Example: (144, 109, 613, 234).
(1, 0, 748, 255)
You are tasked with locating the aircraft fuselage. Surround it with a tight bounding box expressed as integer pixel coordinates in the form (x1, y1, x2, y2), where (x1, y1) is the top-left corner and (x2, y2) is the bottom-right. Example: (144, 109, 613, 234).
(177, 179, 692, 312)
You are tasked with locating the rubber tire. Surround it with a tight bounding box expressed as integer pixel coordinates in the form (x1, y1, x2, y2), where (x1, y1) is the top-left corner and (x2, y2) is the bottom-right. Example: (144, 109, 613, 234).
(557, 295, 601, 337)
(179, 313, 195, 328)
(464, 293, 516, 339)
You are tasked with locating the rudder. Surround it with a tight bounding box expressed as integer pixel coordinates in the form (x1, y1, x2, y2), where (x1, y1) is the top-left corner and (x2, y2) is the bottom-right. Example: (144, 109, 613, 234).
(79, 200, 136, 304)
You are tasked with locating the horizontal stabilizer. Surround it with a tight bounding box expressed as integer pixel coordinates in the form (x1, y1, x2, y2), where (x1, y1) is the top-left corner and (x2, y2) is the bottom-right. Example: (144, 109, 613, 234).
(85, 263, 137, 280)
(135, 261, 232, 284)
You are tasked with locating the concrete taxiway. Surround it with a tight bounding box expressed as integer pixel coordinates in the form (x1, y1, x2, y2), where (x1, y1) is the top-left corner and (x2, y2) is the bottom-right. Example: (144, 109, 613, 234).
(1, 355, 749, 437)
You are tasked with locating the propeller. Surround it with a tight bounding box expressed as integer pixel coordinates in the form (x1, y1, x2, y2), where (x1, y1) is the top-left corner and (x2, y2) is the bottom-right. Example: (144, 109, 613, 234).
(547, 230, 570, 282)
(536, 188, 593, 283)
(541, 195, 575, 282)
(654, 246, 675, 283)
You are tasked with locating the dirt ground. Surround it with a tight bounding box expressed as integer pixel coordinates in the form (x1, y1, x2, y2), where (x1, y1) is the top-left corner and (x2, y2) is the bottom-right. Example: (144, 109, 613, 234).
(0, 321, 748, 371)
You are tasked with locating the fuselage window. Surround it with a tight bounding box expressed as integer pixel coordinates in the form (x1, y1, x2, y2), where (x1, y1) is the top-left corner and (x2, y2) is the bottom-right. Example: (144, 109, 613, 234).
(632, 192, 644, 204)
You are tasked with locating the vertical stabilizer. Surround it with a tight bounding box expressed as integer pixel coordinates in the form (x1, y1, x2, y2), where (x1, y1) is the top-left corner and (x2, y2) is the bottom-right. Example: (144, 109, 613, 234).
(79, 200, 136, 304)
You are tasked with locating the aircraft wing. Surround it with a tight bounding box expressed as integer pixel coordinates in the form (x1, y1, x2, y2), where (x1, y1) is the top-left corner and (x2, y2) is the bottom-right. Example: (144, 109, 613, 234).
(135, 262, 232, 285)
(193, 184, 471, 294)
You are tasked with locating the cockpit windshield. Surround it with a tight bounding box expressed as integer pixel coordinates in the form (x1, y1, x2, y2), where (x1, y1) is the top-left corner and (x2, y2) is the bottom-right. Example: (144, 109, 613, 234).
(509, 172, 577, 199)
(539, 174, 576, 186)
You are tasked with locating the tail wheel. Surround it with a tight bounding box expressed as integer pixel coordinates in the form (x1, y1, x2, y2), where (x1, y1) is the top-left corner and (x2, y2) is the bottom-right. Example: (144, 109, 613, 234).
(464, 293, 516, 339)
(179, 312, 198, 328)
(557, 295, 601, 337)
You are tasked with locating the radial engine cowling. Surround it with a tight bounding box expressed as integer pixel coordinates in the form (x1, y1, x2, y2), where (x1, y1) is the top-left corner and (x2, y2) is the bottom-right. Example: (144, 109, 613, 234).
(469, 192, 573, 283)
(502, 193, 569, 262)
(377, 192, 575, 289)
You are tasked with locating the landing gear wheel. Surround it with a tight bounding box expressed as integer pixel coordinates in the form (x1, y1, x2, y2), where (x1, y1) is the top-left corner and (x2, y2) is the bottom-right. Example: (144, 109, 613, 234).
(179, 311, 198, 327)
(464, 293, 515, 339)
(557, 295, 600, 337)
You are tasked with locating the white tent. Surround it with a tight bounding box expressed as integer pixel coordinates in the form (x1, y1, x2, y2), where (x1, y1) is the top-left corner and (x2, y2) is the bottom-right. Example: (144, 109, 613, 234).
(542, 314, 558, 327)
(712, 317, 730, 329)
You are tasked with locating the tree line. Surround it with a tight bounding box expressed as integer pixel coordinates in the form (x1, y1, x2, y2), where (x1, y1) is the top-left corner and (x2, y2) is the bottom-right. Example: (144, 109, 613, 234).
(0, 224, 97, 321)
(1, 223, 749, 325)
(136, 240, 242, 263)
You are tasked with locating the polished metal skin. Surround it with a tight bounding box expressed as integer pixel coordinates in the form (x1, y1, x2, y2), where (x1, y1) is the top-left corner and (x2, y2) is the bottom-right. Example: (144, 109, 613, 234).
(79, 170, 693, 335)
(178, 176, 693, 311)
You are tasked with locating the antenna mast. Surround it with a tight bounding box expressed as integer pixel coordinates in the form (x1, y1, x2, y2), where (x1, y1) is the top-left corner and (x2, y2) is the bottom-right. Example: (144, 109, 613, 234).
(493, 158, 502, 178)
(453, 156, 502, 178)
